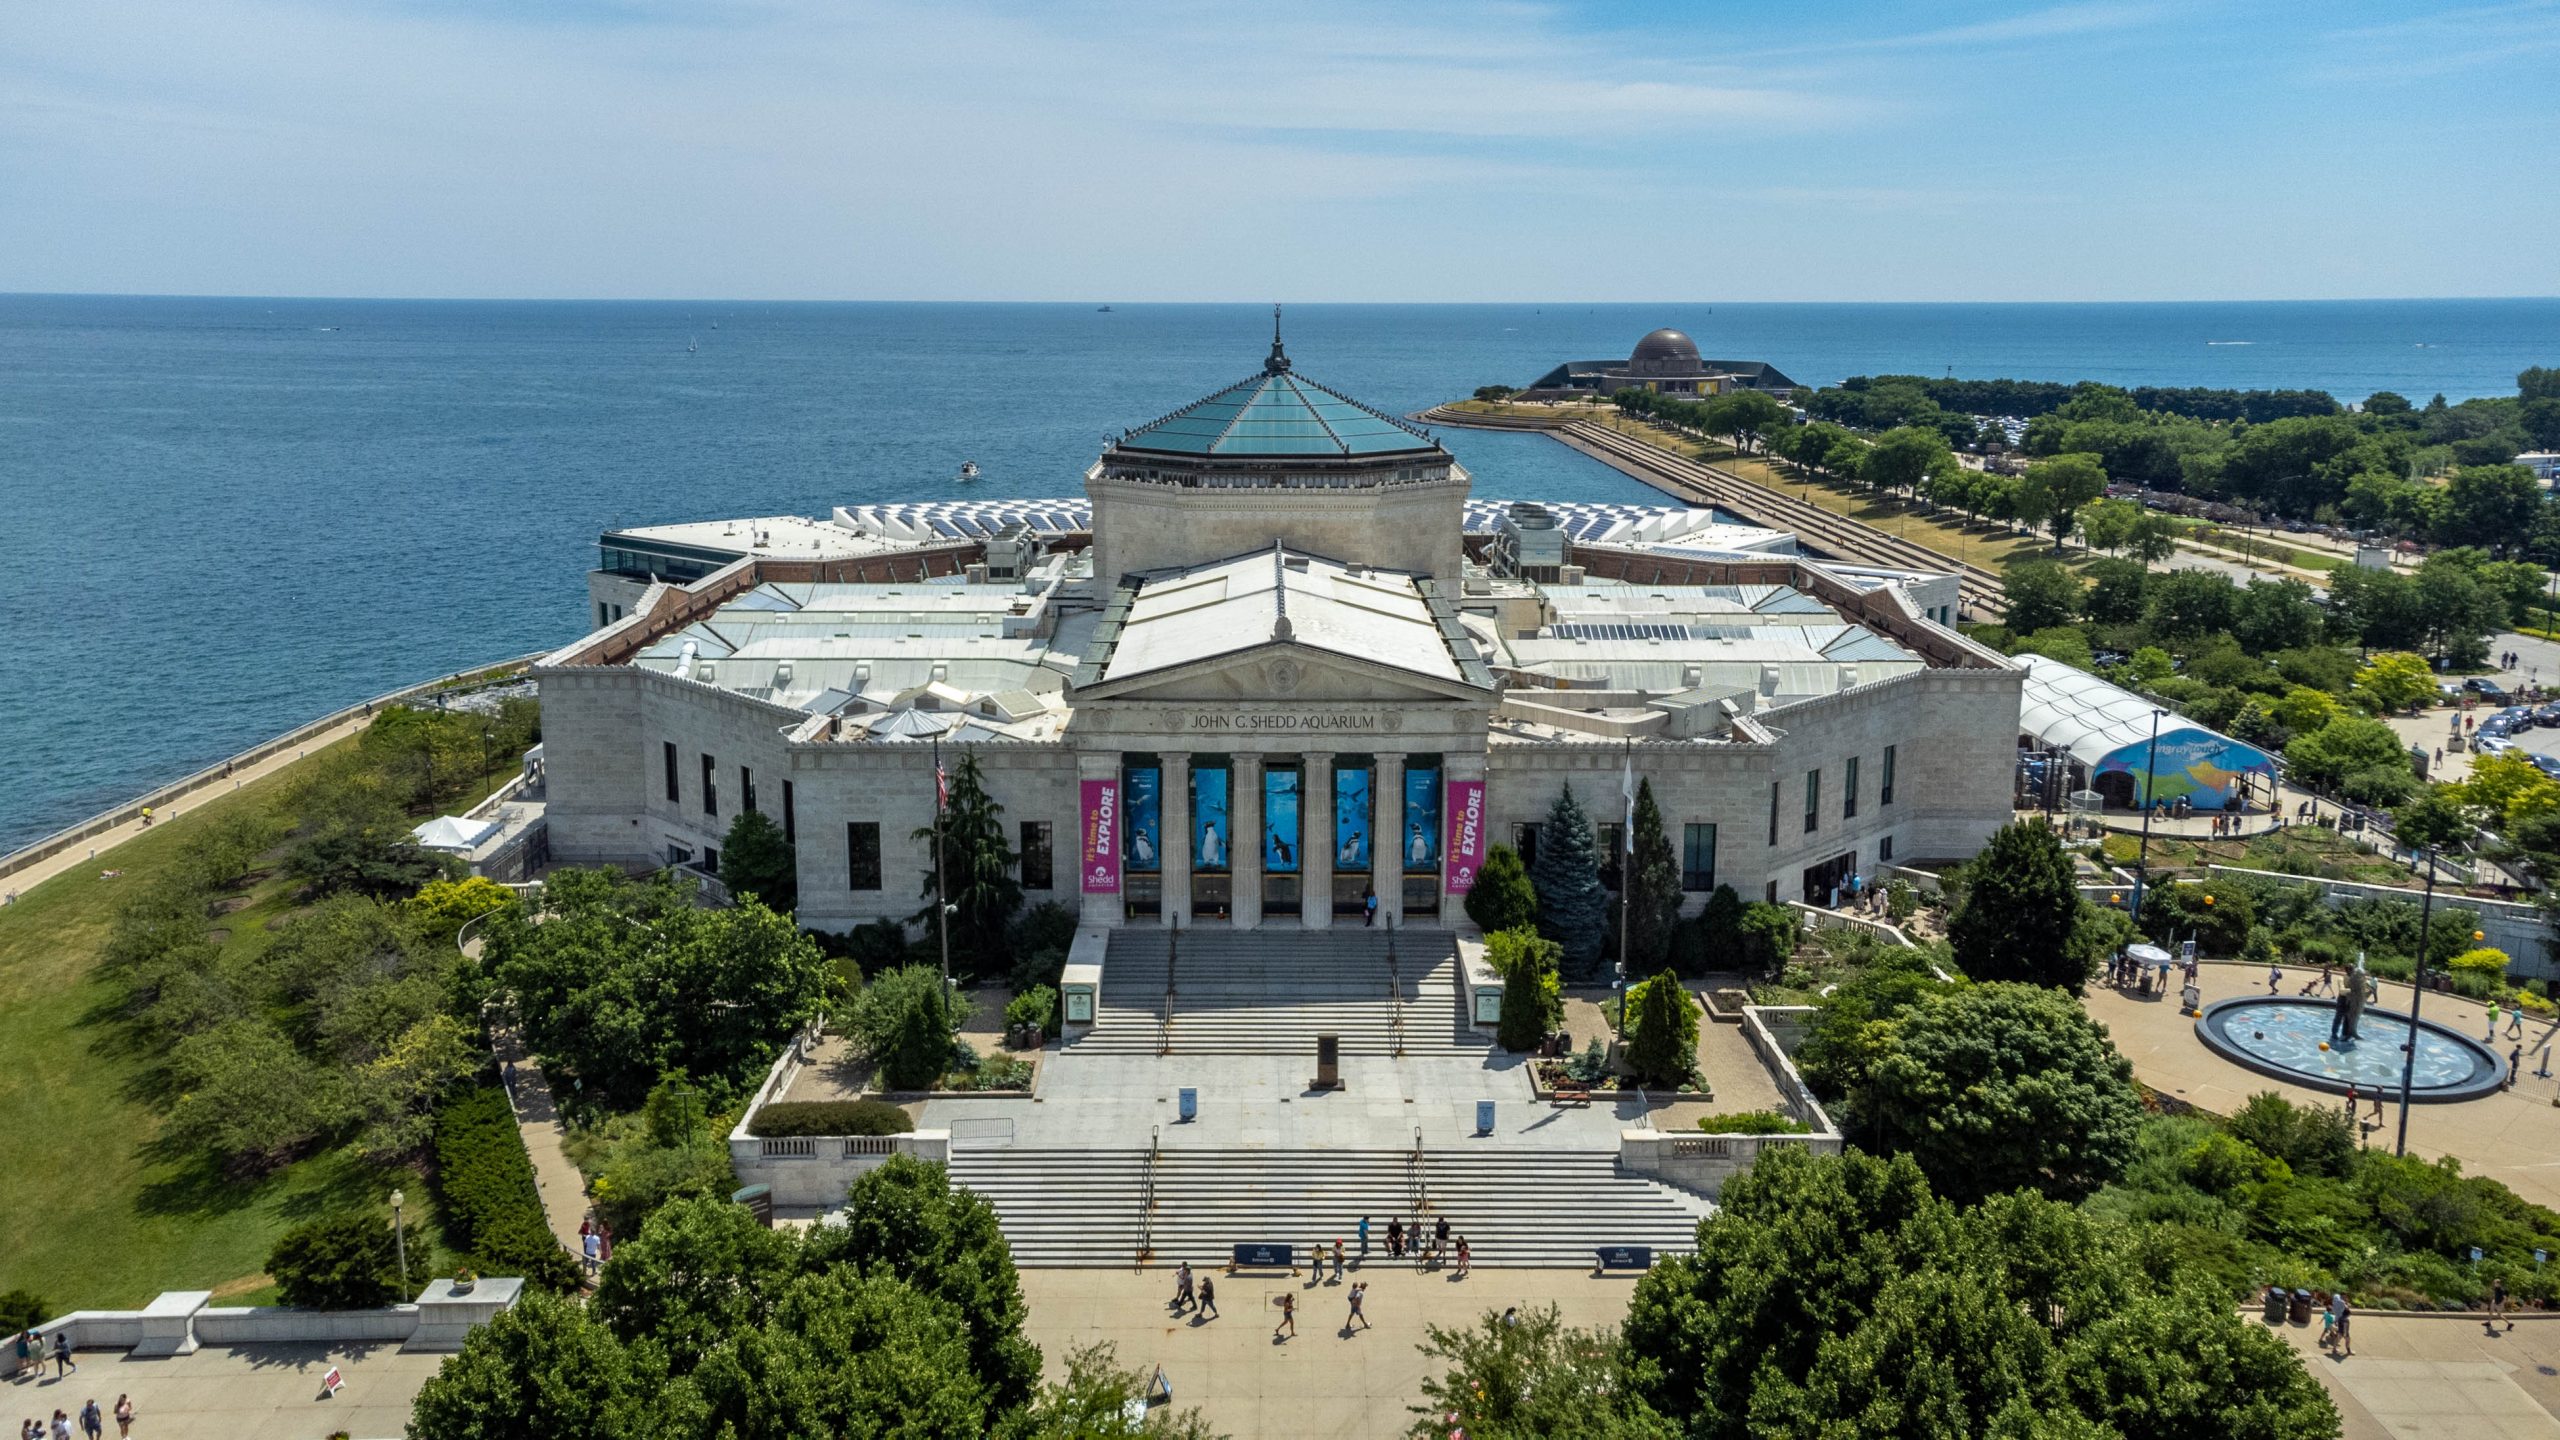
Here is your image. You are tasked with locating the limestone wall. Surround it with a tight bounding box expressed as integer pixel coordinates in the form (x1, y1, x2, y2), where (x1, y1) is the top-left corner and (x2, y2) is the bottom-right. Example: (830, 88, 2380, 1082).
(1088, 472, 1468, 586)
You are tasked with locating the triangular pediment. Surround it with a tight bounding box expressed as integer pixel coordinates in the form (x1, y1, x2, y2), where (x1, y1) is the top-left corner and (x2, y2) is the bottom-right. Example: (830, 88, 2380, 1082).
(1075, 640, 1487, 705)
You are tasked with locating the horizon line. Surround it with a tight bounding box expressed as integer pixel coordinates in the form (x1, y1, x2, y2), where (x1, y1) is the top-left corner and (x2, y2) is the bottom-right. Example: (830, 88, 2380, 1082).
(6, 291, 2559, 308)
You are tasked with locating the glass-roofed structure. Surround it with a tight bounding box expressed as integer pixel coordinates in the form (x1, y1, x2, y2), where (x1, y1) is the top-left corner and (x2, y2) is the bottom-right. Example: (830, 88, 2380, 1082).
(2016, 655, 2277, 812)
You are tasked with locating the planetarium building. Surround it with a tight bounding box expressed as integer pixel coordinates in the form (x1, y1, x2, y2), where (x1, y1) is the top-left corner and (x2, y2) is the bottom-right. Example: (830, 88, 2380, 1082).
(538, 331, 2019, 935)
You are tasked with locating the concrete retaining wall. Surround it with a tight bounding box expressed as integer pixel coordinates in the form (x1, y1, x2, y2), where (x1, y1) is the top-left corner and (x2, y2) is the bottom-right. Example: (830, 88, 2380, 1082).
(33, 1278, 520, 1358)
(2202, 865, 2555, 980)
(727, 1131, 954, 1210)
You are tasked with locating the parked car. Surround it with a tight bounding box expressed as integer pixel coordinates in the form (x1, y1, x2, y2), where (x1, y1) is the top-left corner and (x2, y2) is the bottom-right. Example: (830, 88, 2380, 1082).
(2535, 704, 2560, 728)
(2477, 736, 2516, 756)
(2534, 753, 2560, 779)
(2465, 677, 2513, 704)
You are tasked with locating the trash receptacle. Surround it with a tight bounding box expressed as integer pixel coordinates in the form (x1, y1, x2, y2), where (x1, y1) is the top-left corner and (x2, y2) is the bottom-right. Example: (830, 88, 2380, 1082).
(2262, 1285, 2288, 1323)
(2290, 1287, 2314, 1325)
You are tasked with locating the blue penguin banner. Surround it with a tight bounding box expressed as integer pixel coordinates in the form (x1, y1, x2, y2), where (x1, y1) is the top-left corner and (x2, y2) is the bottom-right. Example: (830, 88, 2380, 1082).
(1264, 767, 1301, 873)
(1334, 765, 1371, 871)
(1403, 764, 1441, 872)
(1193, 765, 1230, 872)
(1125, 765, 1161, 873)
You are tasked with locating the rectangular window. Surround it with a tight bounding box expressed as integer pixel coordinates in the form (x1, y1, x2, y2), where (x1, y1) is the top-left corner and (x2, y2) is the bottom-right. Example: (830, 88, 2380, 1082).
(1882, 745, 1897, 806)
(1880, 834, 1895, 862)
(740, 765, 757, 815)
(1767, 783, 1779, 847)
(663, 742, 679, 803)
(782, 781, 796, 845)
(1682, 823, 1718, 892)
(1597, 823, 1624, 892)
(846, 822, 881, 891)
(1804, 768, 1820, 834)
(1512, 822, 1541, 873)
(1021, 821, 1054, 891)
(701, 754, 719, 817)
(1844, 757, 1860, 821)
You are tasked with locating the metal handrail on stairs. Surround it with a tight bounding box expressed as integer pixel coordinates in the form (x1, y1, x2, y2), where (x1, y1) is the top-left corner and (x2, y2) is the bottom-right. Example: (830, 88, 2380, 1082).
(1408, 1125, 1429, 1226)
(1136, 1126, 1160, 1267)
(1157, 919, 1178, 1056)
(1386, 921, 1406, 1058)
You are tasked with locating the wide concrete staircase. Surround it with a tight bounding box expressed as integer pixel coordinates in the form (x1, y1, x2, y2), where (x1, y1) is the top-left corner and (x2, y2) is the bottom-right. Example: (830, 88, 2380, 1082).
(1071, 926, 1491, 1057)
(948, 1144, 1711, 1268)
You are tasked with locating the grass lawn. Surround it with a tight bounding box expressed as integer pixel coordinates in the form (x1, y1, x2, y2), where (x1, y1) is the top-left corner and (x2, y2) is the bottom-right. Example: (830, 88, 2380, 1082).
(0, 742, 474, 1311)
(2098, 825, 2417, 888)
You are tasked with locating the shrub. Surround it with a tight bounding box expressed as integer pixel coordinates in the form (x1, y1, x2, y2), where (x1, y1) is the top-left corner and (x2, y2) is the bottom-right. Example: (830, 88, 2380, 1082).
(432, 1086, 583, 1291)
(749, 1099, 916, 1138)
(1004, 985, 1059, 1041)
(0, 1290, 49, 1335)
(1622, 969, 1699, 1087)
(948, 1055, 1034, 1092)
(1736, 902, 1802, 972)
(1691, 885, 1745, 972)
(850, 965, 960, 1090)
(267, 1209, 426, 1309)
(1486, 927, 1563, 1053)
(405, 876, 520, 943)
(1463, 844, 1539, 934)
(2449, 946, 2510, 979)
(1884, 879, 1917, 922)
(1004, 902, 1078, 992)
(1694, 1109, 1807, 1135)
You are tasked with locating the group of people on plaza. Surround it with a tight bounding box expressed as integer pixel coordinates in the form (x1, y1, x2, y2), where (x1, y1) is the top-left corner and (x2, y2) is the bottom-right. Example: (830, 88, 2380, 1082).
(11, 1331, 132, 1439)
(1164, 1213, 1476, 1342)
(578, 1215, 615, 1275)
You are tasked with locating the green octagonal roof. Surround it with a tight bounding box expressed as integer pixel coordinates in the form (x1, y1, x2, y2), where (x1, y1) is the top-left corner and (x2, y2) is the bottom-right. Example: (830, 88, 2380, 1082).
(1116, 331, 1443, 459)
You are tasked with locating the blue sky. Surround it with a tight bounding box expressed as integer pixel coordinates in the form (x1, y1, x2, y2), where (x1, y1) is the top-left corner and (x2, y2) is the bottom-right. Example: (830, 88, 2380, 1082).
(4, 0, 2556, 301)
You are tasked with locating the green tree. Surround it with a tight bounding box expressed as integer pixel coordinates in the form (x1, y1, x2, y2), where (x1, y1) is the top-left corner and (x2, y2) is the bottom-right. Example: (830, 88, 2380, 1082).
(266, 1208, 427, 1309)
(1409, 1304, 1676, 1440)
(409, 1288, 693, 1440)
(2000, 559, 2082, 635)
(2015, 451, 2110, 549)
(1488, 927, 1563, 1053)
(912, 750, 1020, 978)
(1863, 425, 1954, 498)
(1691, 885, 1745, 972)
(2076, 496, 2139, 554)
(1028, 1343, 1223, 1439)
(718, 808, 797, 913)
(1528, 785, 1609, 978)
(2436, 465, 2543, 554)
(850, 964, 959, 1090)
(2285, 716, 2413, 792)
(1463, 843, 1539, 933)
(2145, 568, 2240, 638)
(1622, 970, 1699, 1087)
(2233, 577, 2325, 653)
(1865, 983, 2143, 1203)
(2126, 511, 2180, 563)
(1947, 821, 2090, 989)
(2352, 650, 2437, 712)
(1623, 778, 1683, 972)
(2079, 559, 2150, 625)
(2394, 786, 2474, 857)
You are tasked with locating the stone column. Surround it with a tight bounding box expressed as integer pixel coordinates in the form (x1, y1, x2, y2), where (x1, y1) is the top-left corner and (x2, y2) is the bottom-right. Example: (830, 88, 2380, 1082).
(1231, 753, 1263, 930)
(1161, 753, 1191, 928)
(1302, 753, 1332, 931)
(1077, 751, 1121, 929)
(1372, 753, 1404, 929)
(1446, 750, 1488, 927)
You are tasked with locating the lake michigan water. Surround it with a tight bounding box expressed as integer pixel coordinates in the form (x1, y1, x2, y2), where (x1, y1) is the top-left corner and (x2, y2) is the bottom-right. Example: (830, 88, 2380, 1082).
(4, 294, 2556, 851)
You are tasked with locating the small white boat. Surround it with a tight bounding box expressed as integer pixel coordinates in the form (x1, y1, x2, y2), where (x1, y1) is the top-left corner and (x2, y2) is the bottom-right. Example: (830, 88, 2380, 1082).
(687, 337, 698, 354)
(957, 460, 981, 481)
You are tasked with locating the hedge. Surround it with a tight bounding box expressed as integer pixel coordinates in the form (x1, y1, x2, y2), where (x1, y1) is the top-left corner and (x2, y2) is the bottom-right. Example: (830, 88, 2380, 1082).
(748, 1099, 915, 1138)
(432, 1086, 583, 1291)
(1694, 1109, 1810, 1136)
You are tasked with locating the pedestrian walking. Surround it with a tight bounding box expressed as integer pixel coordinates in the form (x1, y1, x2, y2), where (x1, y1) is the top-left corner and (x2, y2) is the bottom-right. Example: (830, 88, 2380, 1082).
(2489, 1276, 2512, 1332)
(2317, 1292, 2337, 1349)
(2343, 1083, 2358, 1120)
(13, 1327, 34, 1380)
(1434, 1216, 1450, 1258)
(2509, 1045, 2523, 1089)
(1172, 1262, 1194, 1314)
(1501, 1306, 1520, 1329)
(2368, 1091, 2384, 1129)
(75, 1401, 98, 1440)
(2268, 963, 2283, 995)
(1197, 1275, 1218, 1320)
(2508, 1007, 2524, 1039)
(1455, 1237, 1471, 1278)
(1362, 887, 1377, 928)
(49, 1411, 68, 1440)
(1332, 1239, 1345, 1283)
(2333, 1296, 2352, 1356)
(51, 1335, 72, 1378)
(1357, 1215, 1370, 1259)
(2318, 963, 2335, 995)
(1347, 1281, 1369, 1331)
(111, 1398, 130, 1440)
(1386, 1218, 1403, 1258)
(582, 1230, 602, 1275)
(1274, 1292, 1295, 1339)
(2488, 1003, 2502, 1042)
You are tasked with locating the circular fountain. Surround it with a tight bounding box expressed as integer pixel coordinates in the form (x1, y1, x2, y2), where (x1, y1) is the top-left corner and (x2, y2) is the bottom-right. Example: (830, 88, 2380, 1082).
(2193, 997, 2508, 1103)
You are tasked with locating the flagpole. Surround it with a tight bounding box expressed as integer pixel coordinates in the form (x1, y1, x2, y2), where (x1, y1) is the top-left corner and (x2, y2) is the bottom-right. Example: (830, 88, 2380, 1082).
(933, 731, 950, 988)
(1619, 740, 1633, 991)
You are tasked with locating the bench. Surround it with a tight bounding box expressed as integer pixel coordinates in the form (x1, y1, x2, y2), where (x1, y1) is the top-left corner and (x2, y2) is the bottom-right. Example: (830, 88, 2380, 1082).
(1550, 1084, 1591, 1108)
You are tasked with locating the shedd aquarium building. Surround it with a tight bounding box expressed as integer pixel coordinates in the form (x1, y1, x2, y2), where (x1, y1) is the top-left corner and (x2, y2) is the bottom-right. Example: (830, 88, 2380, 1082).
(537, 329, 2024, 932)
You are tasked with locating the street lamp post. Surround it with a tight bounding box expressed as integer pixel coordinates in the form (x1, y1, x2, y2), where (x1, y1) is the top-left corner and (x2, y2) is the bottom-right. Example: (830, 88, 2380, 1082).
(2393, 851, 2442, 1157)
(2132, 709, 2165, 924)
(390, 1188, 408, 1293)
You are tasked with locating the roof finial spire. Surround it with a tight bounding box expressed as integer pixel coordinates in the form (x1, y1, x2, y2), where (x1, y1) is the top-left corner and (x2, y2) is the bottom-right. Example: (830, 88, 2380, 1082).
(1265, 302, 1290, 375)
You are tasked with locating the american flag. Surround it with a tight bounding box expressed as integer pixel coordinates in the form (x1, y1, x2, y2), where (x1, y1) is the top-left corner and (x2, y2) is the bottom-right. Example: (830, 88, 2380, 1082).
(936, 757, 949, 810)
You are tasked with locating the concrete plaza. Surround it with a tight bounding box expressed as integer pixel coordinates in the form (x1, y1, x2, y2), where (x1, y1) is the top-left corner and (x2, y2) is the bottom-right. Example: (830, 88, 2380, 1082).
(2088, 970, 2560, 1211)
(2277, 1312, 2560, 1440)
(4, 1342, 444, 1440)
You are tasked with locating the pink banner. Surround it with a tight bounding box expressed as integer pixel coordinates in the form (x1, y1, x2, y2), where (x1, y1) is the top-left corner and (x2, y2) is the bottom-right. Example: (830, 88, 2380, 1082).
(1444, 779, 1486, 895)
(1080, 779, 1121, 894)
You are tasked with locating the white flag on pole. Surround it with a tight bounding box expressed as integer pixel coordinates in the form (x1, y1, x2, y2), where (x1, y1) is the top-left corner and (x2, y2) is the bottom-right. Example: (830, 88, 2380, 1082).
(1621, 752, 1636, 853)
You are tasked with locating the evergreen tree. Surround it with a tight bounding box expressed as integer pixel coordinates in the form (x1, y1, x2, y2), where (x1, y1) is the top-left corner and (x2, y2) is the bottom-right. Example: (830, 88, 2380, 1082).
(1623, 969, 1698, 1087)
(1488, 927, 1564, 1053)
(1463, 844, 1539, 933)
(912, 750, 1020, 979)
(1694, 885, 1745, 971)
(1529, 784, 1609, 978)
(1624, 778, 1683, 972)
(718, 809, 796, 914)
(1947, 819, 2088, 989)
